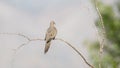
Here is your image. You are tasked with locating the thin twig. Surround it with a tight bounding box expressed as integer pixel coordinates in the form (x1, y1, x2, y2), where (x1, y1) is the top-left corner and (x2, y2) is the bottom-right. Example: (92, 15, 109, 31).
(30, 38, 44, 41)
(93, 0, 106, 68)
(94, 0, 105, 52)
(92, 22, 102, 68)
(56, 38, 94, 68)
(0, 33, 94, 68)
(0, 32, 31, 41)
(94, 0, 105, 53)
(13, 41, 30, 52)
(11, 42, 30, 68)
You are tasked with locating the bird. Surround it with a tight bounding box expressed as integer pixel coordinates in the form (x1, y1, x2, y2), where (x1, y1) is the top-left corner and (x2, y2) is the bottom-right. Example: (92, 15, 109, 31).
(44, 21, 57, 54)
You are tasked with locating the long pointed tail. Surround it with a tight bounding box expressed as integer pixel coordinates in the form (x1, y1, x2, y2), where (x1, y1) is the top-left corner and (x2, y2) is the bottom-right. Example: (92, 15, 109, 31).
(44, 41, 51, 54)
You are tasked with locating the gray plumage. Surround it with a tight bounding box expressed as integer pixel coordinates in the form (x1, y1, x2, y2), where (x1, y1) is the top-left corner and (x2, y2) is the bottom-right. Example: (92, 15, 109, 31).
(44, 21, 57, 54)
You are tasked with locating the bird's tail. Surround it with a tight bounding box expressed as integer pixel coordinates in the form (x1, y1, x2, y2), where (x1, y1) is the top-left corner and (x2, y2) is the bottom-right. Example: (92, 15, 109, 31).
(44, 41, 51, 54)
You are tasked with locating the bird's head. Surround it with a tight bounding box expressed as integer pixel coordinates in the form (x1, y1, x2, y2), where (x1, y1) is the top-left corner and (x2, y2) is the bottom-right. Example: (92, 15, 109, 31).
(50, 20, 55, 25)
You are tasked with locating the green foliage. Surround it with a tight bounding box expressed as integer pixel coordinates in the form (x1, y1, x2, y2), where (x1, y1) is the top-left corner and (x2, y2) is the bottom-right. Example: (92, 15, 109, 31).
(89, 1, 120, 68)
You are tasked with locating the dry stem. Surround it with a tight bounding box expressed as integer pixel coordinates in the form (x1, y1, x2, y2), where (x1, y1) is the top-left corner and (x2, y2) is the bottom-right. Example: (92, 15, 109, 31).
(93, 0, 106, 68)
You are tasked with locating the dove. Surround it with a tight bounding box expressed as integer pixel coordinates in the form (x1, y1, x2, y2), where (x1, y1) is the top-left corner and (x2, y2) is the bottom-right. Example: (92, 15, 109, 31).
(44, 21, 57, 54)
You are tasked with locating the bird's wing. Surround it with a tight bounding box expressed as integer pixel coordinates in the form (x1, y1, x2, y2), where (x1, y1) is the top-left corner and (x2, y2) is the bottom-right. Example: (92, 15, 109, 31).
(45, 26, 57, 42)
(50, 27, 57, 39)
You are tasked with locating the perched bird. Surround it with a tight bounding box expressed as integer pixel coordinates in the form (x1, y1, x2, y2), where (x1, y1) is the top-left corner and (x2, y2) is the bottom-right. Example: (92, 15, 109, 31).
(44, 21, 57, 54)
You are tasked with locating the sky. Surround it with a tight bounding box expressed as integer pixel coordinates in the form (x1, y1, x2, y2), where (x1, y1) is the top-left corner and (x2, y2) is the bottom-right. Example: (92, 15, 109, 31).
(0, 0, 117, 68)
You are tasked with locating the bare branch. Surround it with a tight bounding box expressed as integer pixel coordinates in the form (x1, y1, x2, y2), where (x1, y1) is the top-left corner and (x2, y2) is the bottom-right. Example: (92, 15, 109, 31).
(0, 32, 31, 41)
(11, 42, 30, 68)
(56, 38, 94, 68)
(13, 41, 30, 52)
(30, 38, 44, 41)
(0, 33, 94, 68)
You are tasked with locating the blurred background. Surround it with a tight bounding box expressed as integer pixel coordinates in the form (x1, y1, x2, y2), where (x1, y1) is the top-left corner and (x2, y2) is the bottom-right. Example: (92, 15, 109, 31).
(87, 0, 120, 68)
(0, 0, 119, 68)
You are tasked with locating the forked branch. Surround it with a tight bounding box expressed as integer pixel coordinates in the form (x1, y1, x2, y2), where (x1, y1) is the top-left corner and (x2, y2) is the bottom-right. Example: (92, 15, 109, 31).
(0, 33, 94, 68)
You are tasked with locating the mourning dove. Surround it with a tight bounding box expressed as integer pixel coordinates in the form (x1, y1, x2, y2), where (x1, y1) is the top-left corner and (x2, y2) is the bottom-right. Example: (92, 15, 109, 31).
(44, 21, 57, 54)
